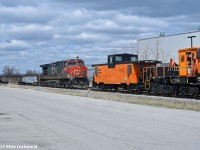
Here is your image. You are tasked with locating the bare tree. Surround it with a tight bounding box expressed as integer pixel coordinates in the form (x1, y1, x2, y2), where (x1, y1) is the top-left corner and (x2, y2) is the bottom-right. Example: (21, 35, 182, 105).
(148, 39, 171, 62)
(160, 48, 171, 63)
(3, 65, 19, 75)
(143, 42, 151, 60)
(128, 42, 137, 54)
(155, 39, 160, 61)
(111, 47, 117, 54)
(25, 69, 38, 75)
(124, 44, 130, 53)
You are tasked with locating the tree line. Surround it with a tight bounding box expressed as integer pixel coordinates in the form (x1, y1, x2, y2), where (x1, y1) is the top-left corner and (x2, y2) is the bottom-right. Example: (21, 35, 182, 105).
(2, 65, 39, 76)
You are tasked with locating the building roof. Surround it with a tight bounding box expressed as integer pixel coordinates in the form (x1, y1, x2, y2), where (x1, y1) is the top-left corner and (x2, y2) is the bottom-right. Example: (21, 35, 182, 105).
(138, 30, 200, 41)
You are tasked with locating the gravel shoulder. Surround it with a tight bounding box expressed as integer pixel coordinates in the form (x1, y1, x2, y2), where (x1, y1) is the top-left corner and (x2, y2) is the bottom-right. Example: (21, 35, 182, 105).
(1, 84, 200, 111)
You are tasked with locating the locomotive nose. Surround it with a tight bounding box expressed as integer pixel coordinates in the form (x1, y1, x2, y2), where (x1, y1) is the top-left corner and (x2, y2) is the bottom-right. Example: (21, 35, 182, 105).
(73, 66, 87, 77)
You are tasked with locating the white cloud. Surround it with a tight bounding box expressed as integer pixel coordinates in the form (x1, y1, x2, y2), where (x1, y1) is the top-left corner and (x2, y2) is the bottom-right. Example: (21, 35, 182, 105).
(0, 0, 199, 73)
(0, 40, 29, 51)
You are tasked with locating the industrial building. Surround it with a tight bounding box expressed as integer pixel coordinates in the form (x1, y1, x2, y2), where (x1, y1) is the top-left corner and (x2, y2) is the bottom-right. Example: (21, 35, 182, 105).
(137, 30, 200, 63)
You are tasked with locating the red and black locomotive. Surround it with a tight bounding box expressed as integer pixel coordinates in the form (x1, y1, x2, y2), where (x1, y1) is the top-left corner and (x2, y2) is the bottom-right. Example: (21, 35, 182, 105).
(40, 57, 88, 88)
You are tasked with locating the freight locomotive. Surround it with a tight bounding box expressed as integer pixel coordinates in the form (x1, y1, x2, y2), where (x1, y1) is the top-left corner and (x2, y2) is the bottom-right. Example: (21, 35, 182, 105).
(92, 47, 200, 98)
(40, 57, 88, 88)
(143, 47, 200, 98)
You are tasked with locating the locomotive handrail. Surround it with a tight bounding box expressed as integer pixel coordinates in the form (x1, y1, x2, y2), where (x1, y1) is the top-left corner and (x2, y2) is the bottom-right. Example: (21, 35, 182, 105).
(143, 66, 197, 78)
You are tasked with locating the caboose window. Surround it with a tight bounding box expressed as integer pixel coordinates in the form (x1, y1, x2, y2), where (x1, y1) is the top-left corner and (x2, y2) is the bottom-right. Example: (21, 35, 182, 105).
(115, 56, 122, 62)
(181, 55, 184, 62)
(109, 57, 113, 63)
(131, 56, 137, 61)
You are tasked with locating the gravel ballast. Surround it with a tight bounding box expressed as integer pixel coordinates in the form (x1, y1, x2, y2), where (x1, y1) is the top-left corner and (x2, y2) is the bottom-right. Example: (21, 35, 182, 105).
(2, 84, 200, 111)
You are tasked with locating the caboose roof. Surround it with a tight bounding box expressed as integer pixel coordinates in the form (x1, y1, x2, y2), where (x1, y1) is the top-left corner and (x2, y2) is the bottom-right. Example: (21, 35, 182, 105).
(108, 53, 137, 57)
(92, 60, 160, 67)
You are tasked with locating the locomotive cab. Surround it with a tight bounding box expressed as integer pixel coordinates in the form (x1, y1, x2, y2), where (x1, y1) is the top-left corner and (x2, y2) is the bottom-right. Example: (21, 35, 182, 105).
(179, 47, 200, 77)
(63, 58, 87, 78)
(178, 47, 200, 86)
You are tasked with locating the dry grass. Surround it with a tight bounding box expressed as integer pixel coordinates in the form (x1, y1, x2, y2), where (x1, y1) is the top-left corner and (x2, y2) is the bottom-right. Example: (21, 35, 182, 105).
(1, 84, 200, 111)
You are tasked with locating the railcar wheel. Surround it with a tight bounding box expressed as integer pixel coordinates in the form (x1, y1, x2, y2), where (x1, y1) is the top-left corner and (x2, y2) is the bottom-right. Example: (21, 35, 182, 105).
(172, 87, 179, 97)
(162, 86, 169, 96)
(98, 84, 104, 91)
(153, 85, 159, 95)
(114, 86, 118, 92)
(192, 87, 199, 98)
(179, 87, 188, 97)
(188, 87, 198, 97)
(128, 85, 135, 94)
(195, 87, 199, 97)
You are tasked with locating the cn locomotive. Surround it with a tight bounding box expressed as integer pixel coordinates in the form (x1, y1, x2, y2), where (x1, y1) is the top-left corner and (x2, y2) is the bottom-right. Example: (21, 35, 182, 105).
(40, 57, 88, 88)
(92, 47, 200, 98)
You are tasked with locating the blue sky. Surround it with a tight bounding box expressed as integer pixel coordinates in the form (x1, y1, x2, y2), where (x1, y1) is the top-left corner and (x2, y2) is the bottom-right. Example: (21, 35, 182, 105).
(0, 0, 200, 73)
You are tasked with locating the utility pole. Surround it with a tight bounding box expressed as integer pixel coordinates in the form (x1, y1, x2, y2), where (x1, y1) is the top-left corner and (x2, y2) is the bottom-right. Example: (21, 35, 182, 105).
(187, 36, 196, 48)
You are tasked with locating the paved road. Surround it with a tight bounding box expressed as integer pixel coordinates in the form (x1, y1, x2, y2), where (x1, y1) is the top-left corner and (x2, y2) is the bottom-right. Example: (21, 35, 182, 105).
(0, 87, 200, 150)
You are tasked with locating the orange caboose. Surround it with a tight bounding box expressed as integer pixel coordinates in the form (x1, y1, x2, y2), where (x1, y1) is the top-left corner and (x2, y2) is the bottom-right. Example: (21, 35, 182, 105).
(92, 53, 159, 92)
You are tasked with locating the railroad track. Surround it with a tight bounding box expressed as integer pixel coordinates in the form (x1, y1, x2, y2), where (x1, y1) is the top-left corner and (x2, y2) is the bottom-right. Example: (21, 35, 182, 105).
(15, 83, 200, 101)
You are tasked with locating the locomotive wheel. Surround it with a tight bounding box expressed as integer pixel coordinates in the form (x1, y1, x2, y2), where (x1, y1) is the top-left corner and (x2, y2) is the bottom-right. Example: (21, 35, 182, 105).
(189, 87, 199, 98)
(194, 87, 199, 97)
(172, 87, 179, 97)
(153, 85, 160, 95)
(188, 87, 197, 97)
(162, 86, 169, 96)
(179, 87, 188, 96)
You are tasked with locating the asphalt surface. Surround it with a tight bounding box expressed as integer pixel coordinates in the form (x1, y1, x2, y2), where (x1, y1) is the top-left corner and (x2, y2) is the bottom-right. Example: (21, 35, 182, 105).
(0, 87, 200, 150)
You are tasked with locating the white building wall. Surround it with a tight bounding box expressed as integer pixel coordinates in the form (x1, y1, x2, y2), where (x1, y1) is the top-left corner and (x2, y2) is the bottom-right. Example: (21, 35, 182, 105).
(137, 31, 200, 63)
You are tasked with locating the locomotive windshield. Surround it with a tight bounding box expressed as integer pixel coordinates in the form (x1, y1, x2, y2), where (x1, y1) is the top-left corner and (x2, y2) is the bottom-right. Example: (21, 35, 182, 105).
(68, 62, 76, 66)
(67, 60, 85, 66)
(77, 62, 85, 66)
